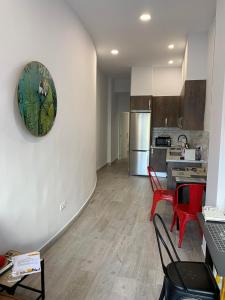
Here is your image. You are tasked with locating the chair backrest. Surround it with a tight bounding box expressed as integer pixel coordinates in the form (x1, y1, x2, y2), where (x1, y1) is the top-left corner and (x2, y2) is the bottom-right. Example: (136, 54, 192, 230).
(147, 166, 162, 193)
(175, 183, 206, 214)
(153, 214, 187, 291)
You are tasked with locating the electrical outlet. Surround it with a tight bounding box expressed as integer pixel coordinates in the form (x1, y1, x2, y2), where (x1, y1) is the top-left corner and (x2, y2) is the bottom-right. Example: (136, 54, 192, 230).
(60, 201, 67, 212)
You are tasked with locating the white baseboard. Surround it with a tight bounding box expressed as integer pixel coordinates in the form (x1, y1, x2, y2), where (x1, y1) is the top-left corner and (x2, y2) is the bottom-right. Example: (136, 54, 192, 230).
(39, 177, 97, 254)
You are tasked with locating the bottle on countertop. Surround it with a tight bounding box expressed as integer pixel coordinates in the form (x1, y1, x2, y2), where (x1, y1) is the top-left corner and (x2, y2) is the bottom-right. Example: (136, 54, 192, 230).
(195, 146, 202, 161)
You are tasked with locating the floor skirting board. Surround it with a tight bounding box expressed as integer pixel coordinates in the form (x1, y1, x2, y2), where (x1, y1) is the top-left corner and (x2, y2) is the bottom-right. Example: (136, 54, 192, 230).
(39, 177, 97, 255)
(97, 158, 119, 171)
(107, 158, 118, 166)
(97, 163, 108, 172)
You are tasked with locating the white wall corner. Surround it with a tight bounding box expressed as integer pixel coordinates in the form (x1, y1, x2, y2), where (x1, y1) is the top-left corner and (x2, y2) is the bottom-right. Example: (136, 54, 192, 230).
(107, 77, 112, 163)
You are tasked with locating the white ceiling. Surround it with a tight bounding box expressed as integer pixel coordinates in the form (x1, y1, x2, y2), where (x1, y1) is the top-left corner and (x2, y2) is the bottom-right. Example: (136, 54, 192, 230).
(67, 0, 216, 76)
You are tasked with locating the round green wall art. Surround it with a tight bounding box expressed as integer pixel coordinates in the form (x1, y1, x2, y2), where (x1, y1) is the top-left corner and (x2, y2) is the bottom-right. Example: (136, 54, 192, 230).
(18, 61, 57, 136)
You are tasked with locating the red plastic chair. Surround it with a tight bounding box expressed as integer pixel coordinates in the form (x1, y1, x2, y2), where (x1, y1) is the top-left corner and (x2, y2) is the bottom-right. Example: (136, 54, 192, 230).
(148, 166, 175, 221)
(170, 183, 206, 248)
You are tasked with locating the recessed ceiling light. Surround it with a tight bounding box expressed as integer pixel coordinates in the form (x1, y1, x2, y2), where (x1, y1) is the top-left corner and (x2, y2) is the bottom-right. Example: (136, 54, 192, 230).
(139, 13, 151, 22)
(111, 49, 119, 55)
(168, 60, 174, 64)
(168, 44, 174, 49)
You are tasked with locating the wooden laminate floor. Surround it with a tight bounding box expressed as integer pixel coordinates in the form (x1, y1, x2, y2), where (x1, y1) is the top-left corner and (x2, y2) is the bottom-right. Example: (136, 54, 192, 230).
(14, 160, 203, 300)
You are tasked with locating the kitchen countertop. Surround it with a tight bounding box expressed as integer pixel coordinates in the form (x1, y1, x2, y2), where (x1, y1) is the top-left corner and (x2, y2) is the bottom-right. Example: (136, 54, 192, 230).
(166, 147, 207, 164)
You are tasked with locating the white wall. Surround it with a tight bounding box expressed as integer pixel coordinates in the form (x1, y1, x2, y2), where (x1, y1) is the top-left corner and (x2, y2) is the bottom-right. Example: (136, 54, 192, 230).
(105, 77, 130, 164)
(96, 68, 108, 170)
(113, 78, 131, 93)
(131, 67, 153, 96)
(111, 93, 119, 162)
(117, 93, 130, 113)
(111, 93, 130, 162)
(204, 21, 216, 132)
(107, 78, 113, 163)
(206, 0, 225, 209)
(152, 67, 182, 96)
(182, 32, 208, 81)
(131, 66, 182, 96)
(0, 0, 97, 252)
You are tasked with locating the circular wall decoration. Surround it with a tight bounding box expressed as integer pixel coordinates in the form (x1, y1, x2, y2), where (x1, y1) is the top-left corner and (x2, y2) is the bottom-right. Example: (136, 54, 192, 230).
(18, 61, 57, 136)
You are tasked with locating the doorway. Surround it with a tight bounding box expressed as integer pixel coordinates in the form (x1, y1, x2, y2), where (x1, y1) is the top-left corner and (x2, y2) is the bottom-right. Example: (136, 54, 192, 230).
(118, 112, 129, 160)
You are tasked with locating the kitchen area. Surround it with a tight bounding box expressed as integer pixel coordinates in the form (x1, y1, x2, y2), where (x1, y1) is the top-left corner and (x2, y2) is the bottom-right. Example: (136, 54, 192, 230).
(126, 25, 213, 189)
(129, 78, 208, 188)
(127, 28, 212, 188)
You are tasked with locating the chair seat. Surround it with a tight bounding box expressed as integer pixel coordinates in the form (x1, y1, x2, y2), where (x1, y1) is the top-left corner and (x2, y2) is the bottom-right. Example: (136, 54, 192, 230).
(155, 189, 175, 200)
(176, 204, 199, 219)
(167, 261, 219, 296)
(155, 189, 175, 197)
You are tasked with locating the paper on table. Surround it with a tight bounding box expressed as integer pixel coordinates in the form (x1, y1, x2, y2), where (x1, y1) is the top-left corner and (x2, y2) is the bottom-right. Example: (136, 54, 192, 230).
(11, 251, 41, 277)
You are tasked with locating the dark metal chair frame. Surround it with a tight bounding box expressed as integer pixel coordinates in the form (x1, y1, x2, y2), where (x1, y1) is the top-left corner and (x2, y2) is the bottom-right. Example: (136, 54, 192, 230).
(153, 213, 220, 300)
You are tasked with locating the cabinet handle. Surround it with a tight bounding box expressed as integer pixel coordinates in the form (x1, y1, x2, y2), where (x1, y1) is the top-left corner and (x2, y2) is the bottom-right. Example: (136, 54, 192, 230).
(148, 99, 151, 111)
(180, 117, 183, 128)
(178, 117, 183, 129)
(165, 117, 168, 127)
(151, 148, 154, 155)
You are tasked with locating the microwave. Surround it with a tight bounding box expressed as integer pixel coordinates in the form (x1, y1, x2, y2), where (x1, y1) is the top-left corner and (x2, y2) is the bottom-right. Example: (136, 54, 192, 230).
(155, 136, 171, 147)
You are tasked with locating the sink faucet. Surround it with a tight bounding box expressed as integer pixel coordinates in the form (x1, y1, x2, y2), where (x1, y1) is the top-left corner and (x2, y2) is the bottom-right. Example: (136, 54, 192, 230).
(178, 135, 189, 148)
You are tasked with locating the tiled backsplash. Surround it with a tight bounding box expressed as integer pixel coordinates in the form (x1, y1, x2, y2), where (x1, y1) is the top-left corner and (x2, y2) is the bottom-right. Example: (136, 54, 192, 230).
(152, 127, 209, 161)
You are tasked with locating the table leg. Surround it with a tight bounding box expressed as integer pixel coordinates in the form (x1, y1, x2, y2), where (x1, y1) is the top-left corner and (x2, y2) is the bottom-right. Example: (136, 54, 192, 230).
(41, 259, 45, 299)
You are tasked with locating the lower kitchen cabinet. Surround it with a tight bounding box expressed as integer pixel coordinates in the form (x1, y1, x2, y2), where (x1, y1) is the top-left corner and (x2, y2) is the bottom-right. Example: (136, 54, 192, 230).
(150, 148, 167, 172)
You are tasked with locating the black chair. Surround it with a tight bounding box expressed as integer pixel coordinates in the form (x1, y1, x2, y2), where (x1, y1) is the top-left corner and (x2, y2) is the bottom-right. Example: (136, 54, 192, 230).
(153, 214, 220, 300)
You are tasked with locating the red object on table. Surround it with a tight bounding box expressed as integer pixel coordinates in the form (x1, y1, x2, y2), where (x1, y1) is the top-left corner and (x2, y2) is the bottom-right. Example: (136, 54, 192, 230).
(170, 183, 206, 248)
(0, 256, 6, 268)
(148, 166, 175, 221)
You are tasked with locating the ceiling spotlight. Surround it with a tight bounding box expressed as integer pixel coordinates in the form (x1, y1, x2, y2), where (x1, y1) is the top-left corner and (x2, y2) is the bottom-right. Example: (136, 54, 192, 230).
(139, 13, 151, 22)
(168, 60, 174, 64)
(168, 44, 174, 49)
(111, 49, 119, 55)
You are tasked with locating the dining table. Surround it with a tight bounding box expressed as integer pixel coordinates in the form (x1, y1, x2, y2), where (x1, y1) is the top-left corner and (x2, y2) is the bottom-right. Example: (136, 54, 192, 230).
(172, 166, 207, 186)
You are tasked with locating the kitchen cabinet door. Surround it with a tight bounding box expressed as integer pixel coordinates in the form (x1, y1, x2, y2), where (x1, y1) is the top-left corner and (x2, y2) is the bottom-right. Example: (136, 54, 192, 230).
(179, 80, 206, 130)
(150, 148, 167, 172)
(152, 96, 180, 127)
(130, 96, 152, 111)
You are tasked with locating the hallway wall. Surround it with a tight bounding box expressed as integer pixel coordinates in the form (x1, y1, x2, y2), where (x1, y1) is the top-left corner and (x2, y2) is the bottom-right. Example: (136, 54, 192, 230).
(111, 80, 130, 163)
(0, 0, 97, 252)
(96, 68, 108, 170)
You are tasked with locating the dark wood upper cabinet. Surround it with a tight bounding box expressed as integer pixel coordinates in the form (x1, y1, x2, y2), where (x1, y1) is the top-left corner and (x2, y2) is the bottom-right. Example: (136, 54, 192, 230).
(152, 96, 180, 127)
(179, 80, 206, 130)
(131, 81, 206, 130)
(130, 96, 152, 111)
